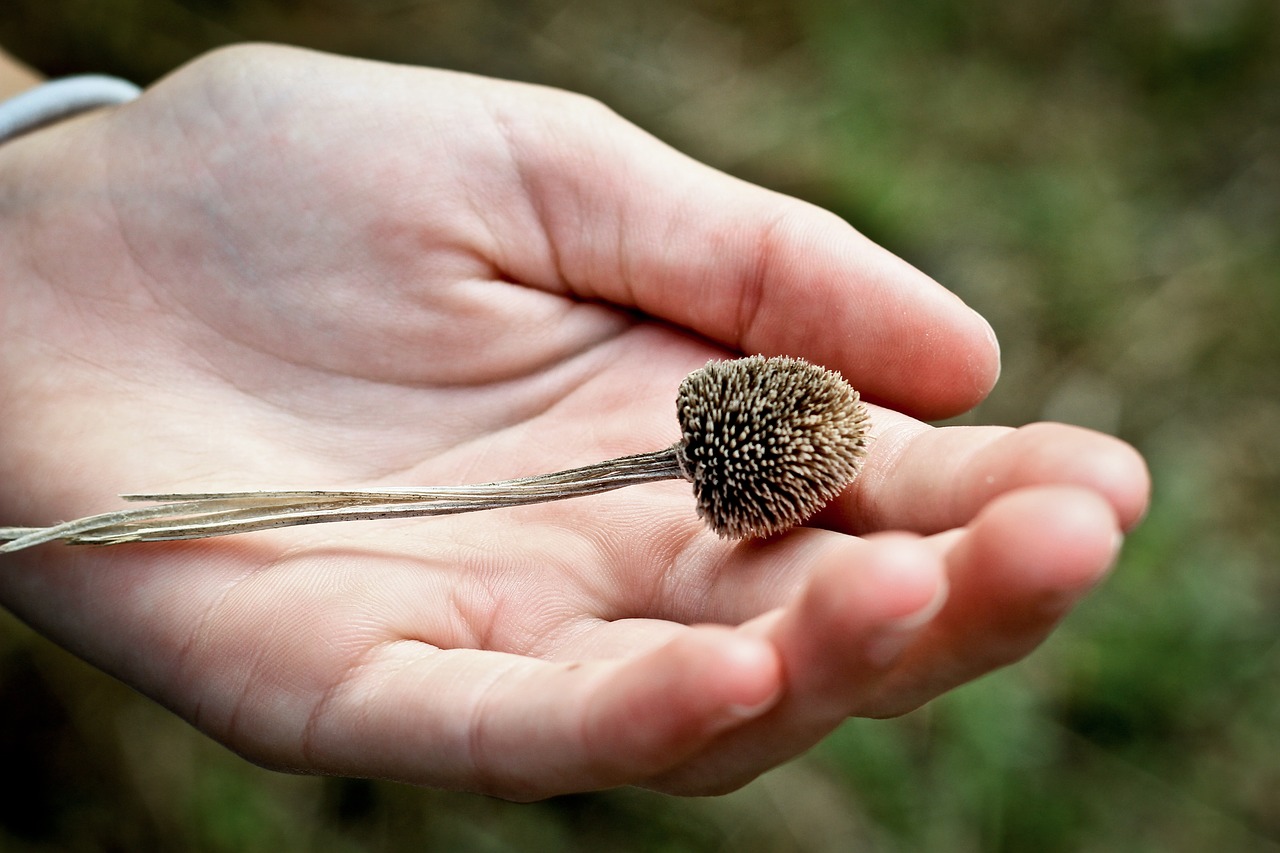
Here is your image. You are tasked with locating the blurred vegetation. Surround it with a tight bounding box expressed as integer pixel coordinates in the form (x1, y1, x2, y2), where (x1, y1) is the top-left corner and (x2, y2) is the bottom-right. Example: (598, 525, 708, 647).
(2, 0, 1279, 850)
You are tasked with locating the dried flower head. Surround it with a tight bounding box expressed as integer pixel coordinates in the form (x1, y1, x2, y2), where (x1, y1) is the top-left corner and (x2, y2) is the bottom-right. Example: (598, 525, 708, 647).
(1, 355, 872, 550)
(675, 355, 872, 538)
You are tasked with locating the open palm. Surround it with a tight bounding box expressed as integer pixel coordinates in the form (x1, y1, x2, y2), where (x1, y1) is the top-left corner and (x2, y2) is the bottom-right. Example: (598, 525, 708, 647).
(0, 45, 1148, 798)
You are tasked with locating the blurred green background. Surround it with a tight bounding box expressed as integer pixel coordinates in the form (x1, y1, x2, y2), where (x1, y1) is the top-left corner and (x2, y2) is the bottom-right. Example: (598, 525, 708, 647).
(2, 0, 1279, 850)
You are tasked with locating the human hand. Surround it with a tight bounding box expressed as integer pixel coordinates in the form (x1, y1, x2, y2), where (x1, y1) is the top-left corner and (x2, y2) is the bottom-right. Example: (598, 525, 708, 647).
(0, 45, 1148, 798)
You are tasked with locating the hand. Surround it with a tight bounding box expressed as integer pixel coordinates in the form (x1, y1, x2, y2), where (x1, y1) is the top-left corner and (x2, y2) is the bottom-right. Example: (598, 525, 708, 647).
(0, 44, 1148, 798)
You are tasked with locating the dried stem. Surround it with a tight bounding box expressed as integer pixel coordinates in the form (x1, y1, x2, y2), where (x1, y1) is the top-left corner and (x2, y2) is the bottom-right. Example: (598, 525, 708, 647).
(3, 355, 874, 550)
(0, 446, 685, 551)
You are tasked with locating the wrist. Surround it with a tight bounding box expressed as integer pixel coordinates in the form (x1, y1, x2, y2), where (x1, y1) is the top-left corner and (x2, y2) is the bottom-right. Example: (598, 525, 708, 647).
(0, 74, 140, 144)
(0, 73, 142, 246)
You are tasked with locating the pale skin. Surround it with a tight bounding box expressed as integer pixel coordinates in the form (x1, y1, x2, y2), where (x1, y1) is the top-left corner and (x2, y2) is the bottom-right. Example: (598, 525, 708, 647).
(0, 44, 1149, 799)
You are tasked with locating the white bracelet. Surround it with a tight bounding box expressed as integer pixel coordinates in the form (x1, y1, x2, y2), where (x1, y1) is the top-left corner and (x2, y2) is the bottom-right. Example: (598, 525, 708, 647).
(0, 74, 141, 143)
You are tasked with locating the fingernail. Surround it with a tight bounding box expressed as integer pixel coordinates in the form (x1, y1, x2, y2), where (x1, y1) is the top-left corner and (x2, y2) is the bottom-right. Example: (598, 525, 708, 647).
(725, 686, 783, 720)
(1036, 532, 1126, 617)
(977, 311, 1002, 383)
(863, 578, 949, 668)
(1111, 530, 1126, 564)
(716, 637, 783, 721)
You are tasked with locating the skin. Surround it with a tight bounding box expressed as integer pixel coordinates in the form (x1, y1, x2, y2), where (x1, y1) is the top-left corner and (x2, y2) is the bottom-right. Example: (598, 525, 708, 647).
(0, 44, 1149, 799)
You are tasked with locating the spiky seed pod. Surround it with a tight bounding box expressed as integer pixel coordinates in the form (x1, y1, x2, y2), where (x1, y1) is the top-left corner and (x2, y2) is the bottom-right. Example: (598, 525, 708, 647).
(674, 355, 872, 539)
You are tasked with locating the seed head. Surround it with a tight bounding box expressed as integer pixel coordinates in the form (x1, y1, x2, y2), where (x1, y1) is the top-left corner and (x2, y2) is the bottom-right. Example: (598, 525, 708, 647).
(674, 355, 872, 539)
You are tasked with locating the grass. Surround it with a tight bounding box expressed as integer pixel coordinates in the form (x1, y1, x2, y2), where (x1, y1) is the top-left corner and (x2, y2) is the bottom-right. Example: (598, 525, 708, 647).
(2, 0, 1279, 849)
